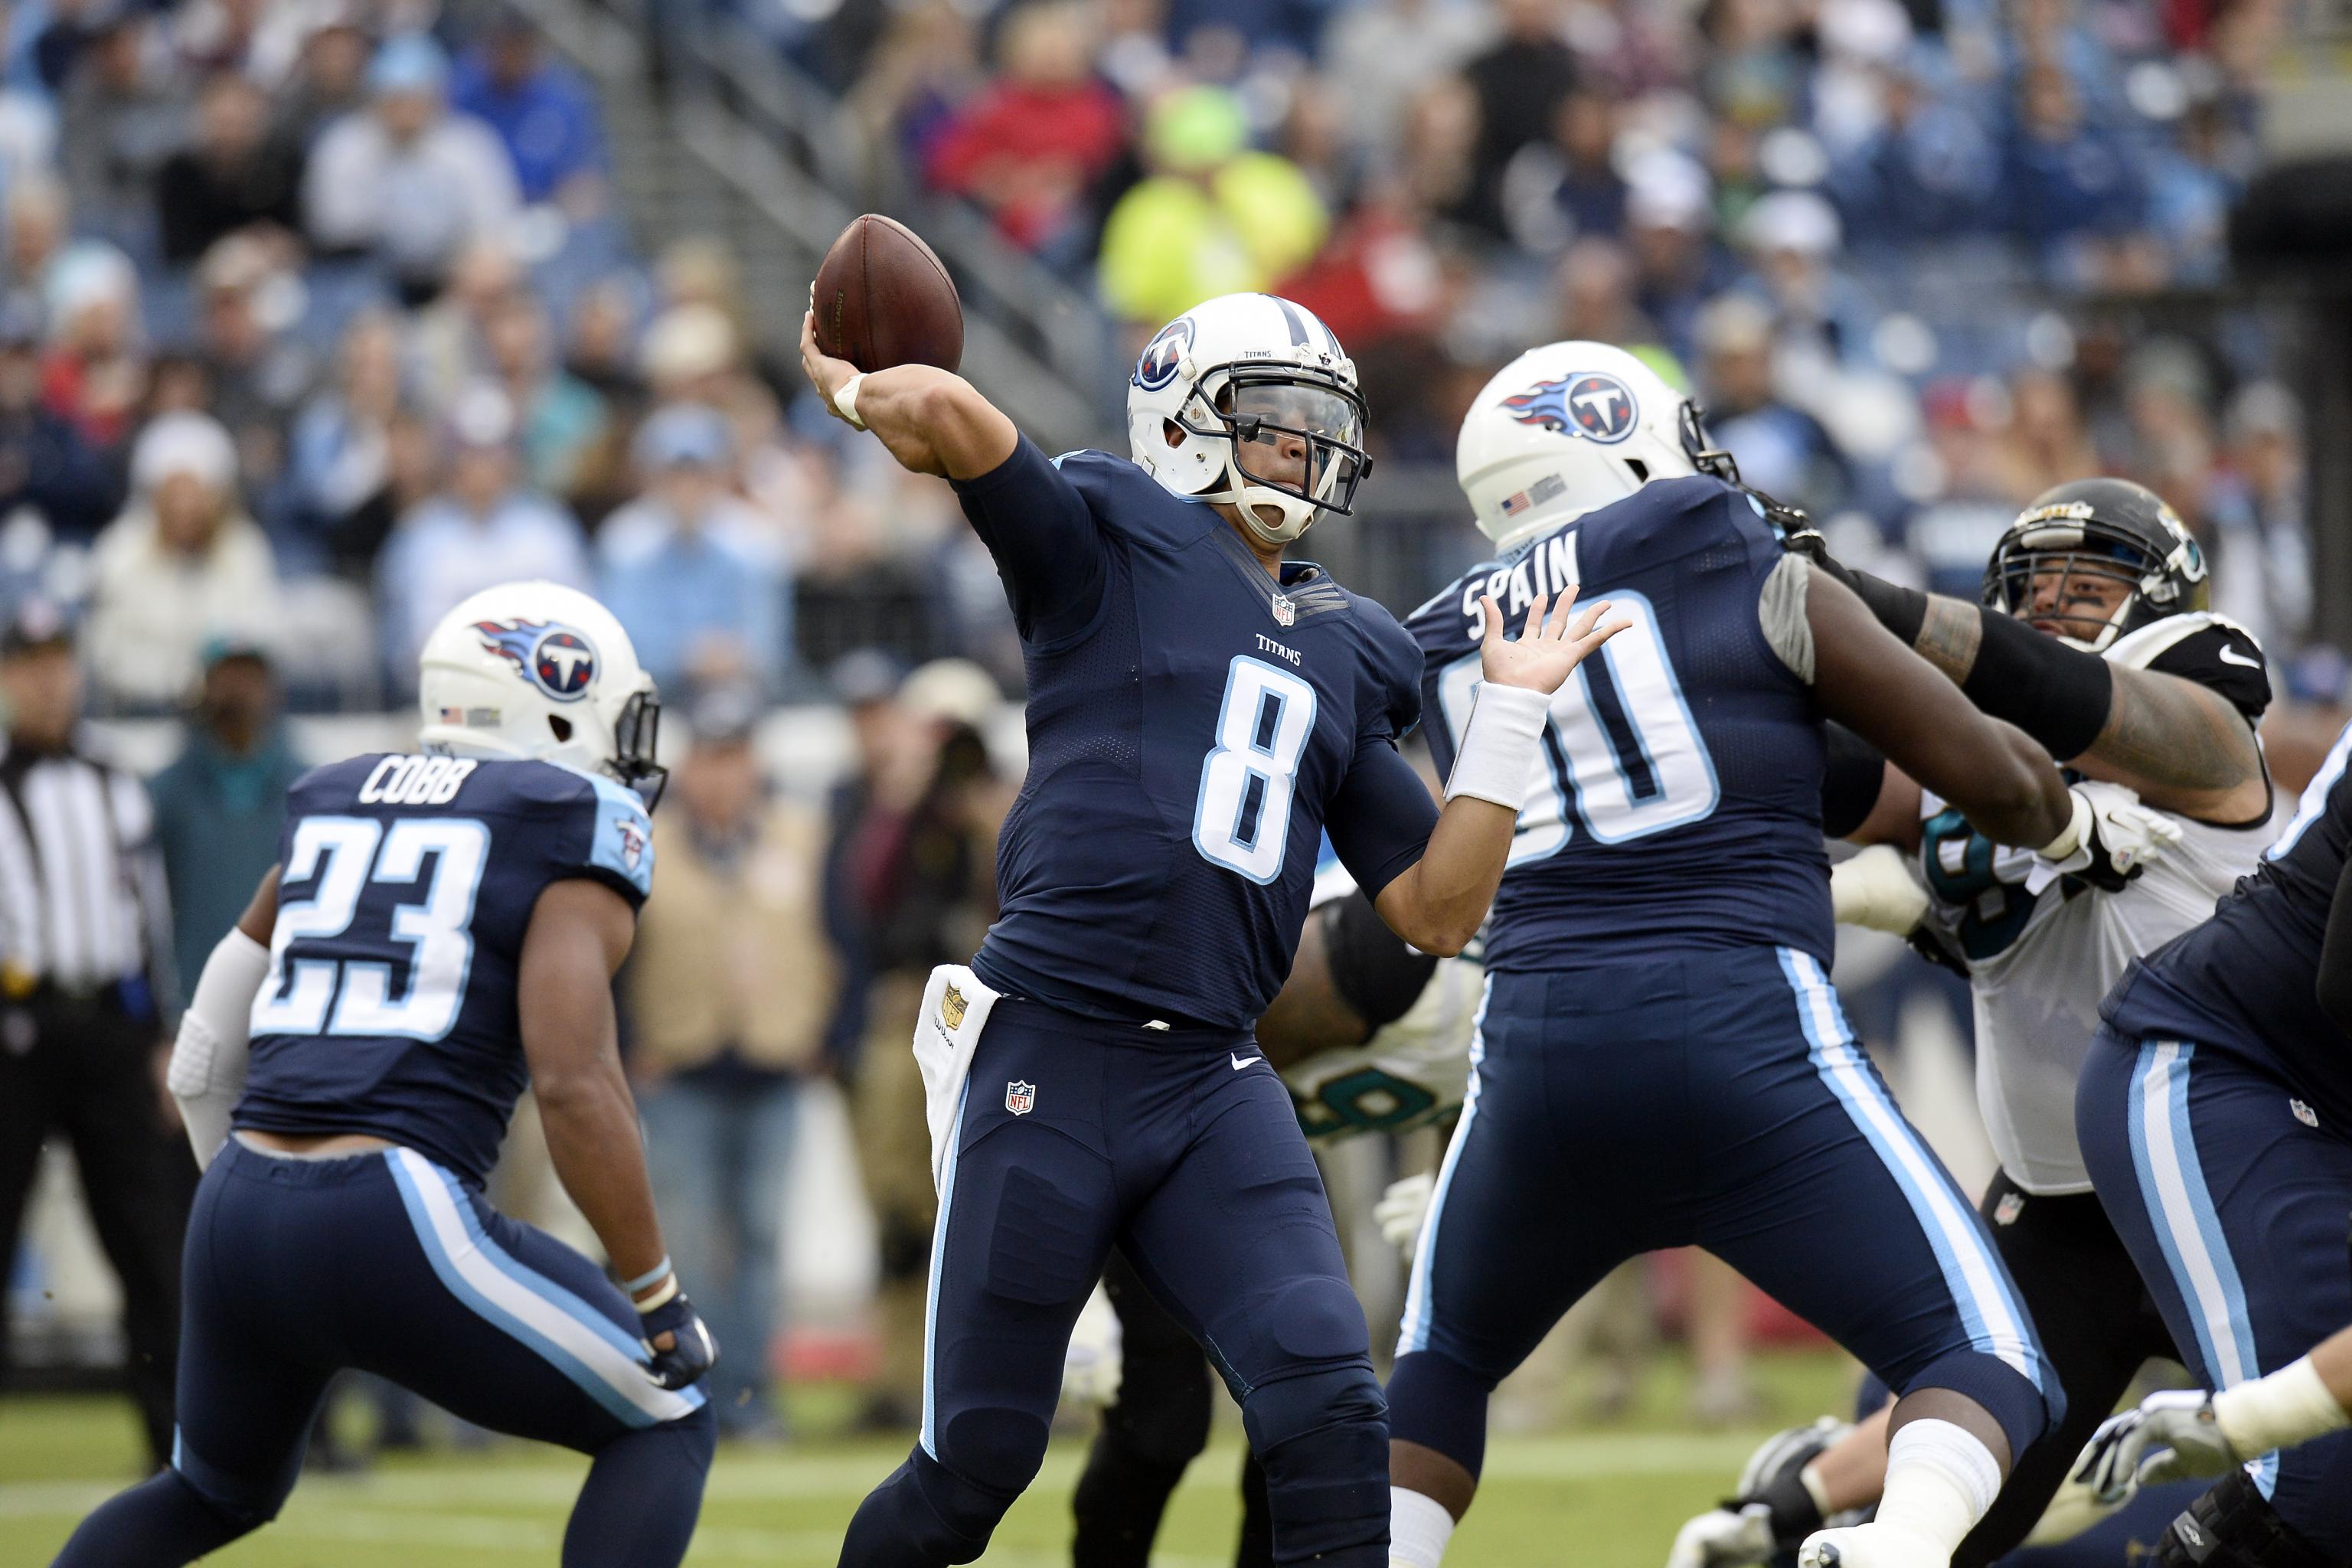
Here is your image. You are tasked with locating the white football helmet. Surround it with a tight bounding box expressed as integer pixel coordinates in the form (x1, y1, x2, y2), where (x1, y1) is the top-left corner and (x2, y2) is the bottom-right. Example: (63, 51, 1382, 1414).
(416, 581, 667, 805)
(1459, 341, 1730, 554)
(1125, 292, 1372, 545)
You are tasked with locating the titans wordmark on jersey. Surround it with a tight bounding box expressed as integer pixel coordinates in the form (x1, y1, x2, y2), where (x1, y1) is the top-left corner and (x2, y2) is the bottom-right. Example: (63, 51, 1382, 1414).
(1406, 475, 1831, 972)
(234, 753, 655, 1187)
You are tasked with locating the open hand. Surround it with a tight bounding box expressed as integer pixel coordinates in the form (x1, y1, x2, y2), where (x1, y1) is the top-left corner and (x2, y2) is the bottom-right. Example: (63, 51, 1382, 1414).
(1479, 587, 1631, 695)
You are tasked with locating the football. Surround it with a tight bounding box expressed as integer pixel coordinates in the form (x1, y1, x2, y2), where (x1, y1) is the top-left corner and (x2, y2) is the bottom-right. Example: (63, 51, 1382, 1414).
(811, 213, 965, 375)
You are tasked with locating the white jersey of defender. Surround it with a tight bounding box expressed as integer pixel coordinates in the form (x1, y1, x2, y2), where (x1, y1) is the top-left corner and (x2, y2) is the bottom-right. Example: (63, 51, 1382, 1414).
(1916, 612, 2277, 1194)
(1280, 864, 1483, 1141)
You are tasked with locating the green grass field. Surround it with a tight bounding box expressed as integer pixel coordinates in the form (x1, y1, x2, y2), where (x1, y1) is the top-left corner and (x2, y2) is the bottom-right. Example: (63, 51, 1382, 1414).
(0, 1350, 1854, 1566)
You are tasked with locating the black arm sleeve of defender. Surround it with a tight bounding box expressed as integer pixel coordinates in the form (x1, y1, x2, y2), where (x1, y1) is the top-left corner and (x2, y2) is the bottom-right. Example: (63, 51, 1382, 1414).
(1958, 608, 2115, 760)
(1325, 737, 1439, 903)
(949, 434, 1109, 645)
(1324, 891, 1441, 1031)
(1839, 566, 1929, 646)
(1821, 722, 1888, 839)
(2318, 851, 2352, 1040)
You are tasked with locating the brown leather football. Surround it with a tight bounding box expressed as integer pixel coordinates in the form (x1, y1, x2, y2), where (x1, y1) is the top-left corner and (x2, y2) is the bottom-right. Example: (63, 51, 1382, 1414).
(811, 214, 965, 374)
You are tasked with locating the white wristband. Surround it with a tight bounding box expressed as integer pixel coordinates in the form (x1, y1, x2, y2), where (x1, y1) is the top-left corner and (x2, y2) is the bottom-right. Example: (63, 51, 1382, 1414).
(2037, 787, 2092, 864)
(832, 371, 867, 430)
(1442, 683, 1552, 809)
(2213, 1357, 2350, 1457)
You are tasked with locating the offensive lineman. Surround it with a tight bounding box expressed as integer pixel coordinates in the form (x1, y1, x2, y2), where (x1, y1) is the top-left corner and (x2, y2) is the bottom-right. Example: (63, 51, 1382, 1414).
(1670, 479, 2277, 1568)
(798, 291, 1625, 1568)
(51, 583, 718, 1567)
(1072, 858, 1484, 1567)
(2070, 714, 2352, 1566)
(1386, 344, 2176, 1568)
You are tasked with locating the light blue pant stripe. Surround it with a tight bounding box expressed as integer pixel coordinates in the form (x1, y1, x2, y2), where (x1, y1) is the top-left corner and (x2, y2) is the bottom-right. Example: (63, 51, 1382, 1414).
(1779, 948, 2043, 1388)
(920, 1076, 973, 1460)
(385, 1152, 701, 1428)
(1397, 975, 1493, 1357)
(2124, 1041, 2276, 1496)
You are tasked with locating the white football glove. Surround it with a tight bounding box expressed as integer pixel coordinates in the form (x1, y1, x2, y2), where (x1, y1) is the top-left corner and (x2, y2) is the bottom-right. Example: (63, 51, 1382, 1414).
(1830, 844, 1929, 935)
(1375, 1172, 1436, 1259)
(2038, 781, 2183, 893)
(1666, 1503, 1777, 1568)
(2073, 1389, 2239, 1504)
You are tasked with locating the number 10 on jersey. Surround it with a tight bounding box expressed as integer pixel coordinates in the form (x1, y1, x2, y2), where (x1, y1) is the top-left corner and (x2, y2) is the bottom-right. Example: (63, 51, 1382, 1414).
(1438, 591, 1717, 861)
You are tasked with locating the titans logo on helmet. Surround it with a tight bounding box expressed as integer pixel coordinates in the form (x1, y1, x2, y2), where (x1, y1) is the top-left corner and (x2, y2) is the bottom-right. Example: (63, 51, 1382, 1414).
(1502, 372, 1638, 445)
(474, 619, 598, 704)
(1135, 315, 1195, 392)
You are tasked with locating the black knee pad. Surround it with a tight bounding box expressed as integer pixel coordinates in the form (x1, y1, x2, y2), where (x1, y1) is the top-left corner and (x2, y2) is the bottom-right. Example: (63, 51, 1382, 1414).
(1241, 1364, 1388, 1566)
(2155, 1470, 2336, 1568)
(934, 1402, 1054, 1502)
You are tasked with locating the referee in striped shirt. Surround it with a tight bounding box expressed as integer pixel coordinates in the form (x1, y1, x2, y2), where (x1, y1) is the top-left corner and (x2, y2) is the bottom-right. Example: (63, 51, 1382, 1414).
(0, 599, 186, 1468)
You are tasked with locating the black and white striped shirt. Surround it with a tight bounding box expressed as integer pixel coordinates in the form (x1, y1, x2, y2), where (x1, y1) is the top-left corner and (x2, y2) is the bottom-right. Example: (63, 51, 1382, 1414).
(0, 740, 172, 999)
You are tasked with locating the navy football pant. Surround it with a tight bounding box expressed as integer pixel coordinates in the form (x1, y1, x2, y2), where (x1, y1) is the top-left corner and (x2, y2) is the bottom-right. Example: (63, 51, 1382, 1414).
(1390, 952, 2059, 1477)
(52, 1137, 715, 1567)
(840, 998, 1387, 1567)
(2077, 1030, 2352, 1560)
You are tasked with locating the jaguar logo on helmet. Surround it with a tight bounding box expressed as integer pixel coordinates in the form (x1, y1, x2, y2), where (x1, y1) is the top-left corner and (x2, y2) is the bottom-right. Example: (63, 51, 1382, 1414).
(474, 619, 598, 704)
(1134, 316, 1195, 393)
(1502, 373, 1638, 445)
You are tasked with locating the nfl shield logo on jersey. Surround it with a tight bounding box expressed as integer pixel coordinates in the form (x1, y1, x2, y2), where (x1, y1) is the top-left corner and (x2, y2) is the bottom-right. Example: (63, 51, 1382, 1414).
(1005, 1080, 1035, 1116)
(1993, 1191, 2025, 1226)
(1272, 592, 1295, 627)
(614, 817, 646, 871)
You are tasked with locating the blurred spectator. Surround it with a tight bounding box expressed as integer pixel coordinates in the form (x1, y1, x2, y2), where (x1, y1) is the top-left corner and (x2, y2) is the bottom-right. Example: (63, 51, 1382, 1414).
(191, 233, 314, 495)
(1319, 0, 1491, 165)
(155, 71, 304, 266)
(86, 411, 282, 709)
(410, 237, 522, 411)
(1551, 237, 1655, 347)
(304, 33, 521, 302)
(273, 6, 374, 149)
(1694, 292, 1847, 517)
(0, 599, 187, 1470)
(1622, 151, 1728, 361)
(145, 637, 302, 993)
(37, 242, 143, 449)
(1455, 0, 1579, 239)
(923, 1, 1125, 263)
(2204, 381, 2310, 652)
(2003, 62, 2145, 260)
(283, 306, 406, 576)
(375, 384, 587, 680)
(832, 657, 1008, 1429)
(479, 289, 604, 500)
(449, 8, 611, 212)
(1097, 84, 1326, 327)
(599, 403, 791, 698)
(5, 175, 74, 315)
(1989, 368, 2099, 503)
(563, 276, 645, 405)
(1550, 90, 1626, 242)
(55, 8, 188, 245)
(639, 300, 740, 407)
(627, 681, 835, 1439)
(0, 298, 115, 539)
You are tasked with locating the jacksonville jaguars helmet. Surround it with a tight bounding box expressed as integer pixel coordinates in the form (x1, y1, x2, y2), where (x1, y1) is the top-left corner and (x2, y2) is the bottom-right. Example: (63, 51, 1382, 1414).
(1459, 341, 1725, 554)
(416, 580, 667, 806)
(1125, 292, 1372, 546)
(1981, 478, 2208, 653)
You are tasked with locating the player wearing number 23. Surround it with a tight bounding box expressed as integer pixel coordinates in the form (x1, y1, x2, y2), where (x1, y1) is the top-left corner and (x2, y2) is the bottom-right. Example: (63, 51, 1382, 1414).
(799, 290, 1626, 1568)
(1388, 344, 2104, 1568)
(52, 582, 718, 1568)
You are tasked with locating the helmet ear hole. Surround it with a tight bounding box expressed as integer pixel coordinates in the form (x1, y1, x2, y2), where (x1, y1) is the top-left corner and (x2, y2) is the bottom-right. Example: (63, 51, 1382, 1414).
(1162, 418, 1184, 448)
(548, 715, 573, 743)
(1624, 458, 1649, 482)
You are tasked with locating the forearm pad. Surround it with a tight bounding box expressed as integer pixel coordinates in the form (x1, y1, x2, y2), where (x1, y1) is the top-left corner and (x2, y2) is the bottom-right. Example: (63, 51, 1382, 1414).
(1960, 607, 2115, 761)
(168, 927, 271, 1169)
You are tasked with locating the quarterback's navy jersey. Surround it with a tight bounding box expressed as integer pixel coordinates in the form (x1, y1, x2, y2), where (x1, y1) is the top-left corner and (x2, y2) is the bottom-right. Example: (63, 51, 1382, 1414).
(234, 753, 655, 1186)
(952, 436, 1437, 1031)
(2105, 718, 2352, 1123)
(1406, 475, 1829, 972)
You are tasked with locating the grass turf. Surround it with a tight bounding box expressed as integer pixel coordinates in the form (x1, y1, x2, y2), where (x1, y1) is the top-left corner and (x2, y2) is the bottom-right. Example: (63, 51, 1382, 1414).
(0, 1348, 1855, 1566)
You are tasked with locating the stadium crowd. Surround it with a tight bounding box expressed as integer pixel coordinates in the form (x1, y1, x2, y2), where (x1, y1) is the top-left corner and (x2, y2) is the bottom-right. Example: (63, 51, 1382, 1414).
(0, 0, 2341, 1462)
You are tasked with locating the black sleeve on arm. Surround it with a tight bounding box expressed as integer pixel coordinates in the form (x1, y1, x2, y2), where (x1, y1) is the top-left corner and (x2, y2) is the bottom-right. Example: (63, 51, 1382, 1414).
(1821, 723, 1888, 840)
(2145, 626, 2272, 723)
(1325, 738, 1439, 903)
(2318, 850, 2352, 1040)
(1324, 890, 1440, 1030)
(949, 434, 1109, 645)
(1957, 608, 2115, 760)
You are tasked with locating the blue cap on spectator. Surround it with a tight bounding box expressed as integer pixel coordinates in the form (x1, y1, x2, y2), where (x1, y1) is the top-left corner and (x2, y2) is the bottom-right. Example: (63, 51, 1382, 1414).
(632, 403, 733, 472)
(200, 633, 272, 671)
(369, 32, 451, 95)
